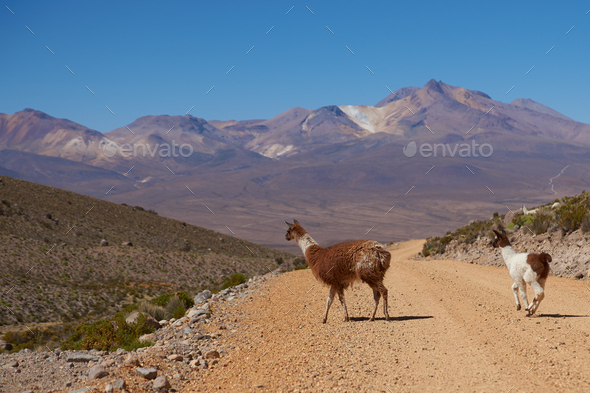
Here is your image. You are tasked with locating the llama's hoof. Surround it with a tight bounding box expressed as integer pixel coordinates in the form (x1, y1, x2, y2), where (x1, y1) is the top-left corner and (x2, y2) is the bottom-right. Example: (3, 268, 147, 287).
(369, 317, 375, 322)
(322, 319, 327, 324)
(385, 316, 390, 321)
(516, 304, 521, 311)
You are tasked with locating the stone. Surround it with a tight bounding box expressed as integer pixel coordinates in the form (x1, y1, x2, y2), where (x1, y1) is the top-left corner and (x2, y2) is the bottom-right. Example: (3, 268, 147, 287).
(188, 309, 209, 319)
(139, 333, 157, 343)
(3, 360, 18, 368)
(88, 364, 109, 380)
(135, 367, 158, 380)
(105, 384, 113, 393)
(189, 359, 200, 368)
(69, 388, 96, 393)
(193, 290, 212, 305)
(66, 352, 99, 363)
(575, 272, 584, 279)
(145, 314, 162, 329)
(123, 354, 140, 367)
(152, 375, 171, 391)
(122, 241, 133, 247)
(100, 239, 109, 246)
(125, 310, 141, 324)
(204, 350, 219, 360)
(101, 358, 116, 367)
(111, 379, 126, 389)
(0, 339, 13, 351)
(183, 326, 192, 337)
(167, 354, 183, 362)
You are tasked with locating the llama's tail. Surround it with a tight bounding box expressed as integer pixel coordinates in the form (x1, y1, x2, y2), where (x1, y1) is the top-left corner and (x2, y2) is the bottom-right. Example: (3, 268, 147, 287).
(539, 252, 552, 279)
(539, 252, 552, 264)
(375, 245, 391, 272)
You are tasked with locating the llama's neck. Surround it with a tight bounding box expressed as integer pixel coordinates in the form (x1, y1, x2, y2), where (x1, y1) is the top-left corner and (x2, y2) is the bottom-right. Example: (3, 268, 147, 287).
(297, 234, 319, 256)
(499, 245, 517, 268)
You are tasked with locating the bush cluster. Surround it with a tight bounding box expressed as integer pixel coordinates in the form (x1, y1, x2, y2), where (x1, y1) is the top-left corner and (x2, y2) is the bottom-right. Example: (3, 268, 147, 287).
(221, 273, 247, 290)
(422, 216, 500, 257)
(3, 325, 72, 353)
(422, 192, 590, 257)
(61, 311, 154, 352)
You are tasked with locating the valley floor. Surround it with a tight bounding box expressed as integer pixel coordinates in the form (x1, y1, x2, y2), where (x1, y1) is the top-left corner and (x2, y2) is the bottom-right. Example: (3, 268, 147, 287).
(194, 240, 590, 392)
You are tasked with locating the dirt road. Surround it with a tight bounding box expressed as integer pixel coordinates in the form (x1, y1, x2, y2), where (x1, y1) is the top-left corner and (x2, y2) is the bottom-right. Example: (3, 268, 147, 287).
(190, 240, 590, 392)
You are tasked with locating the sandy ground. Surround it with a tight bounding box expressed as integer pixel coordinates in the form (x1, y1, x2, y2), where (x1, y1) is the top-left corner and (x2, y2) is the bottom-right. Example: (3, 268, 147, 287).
(188, 240, 590, 392)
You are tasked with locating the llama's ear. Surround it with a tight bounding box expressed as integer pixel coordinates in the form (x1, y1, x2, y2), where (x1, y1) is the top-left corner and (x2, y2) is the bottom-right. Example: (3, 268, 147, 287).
(285, 221, 293, 228)
(493, 229, 501, 237)
(293, 219, 300, 225)
(501, 228, 507, 235)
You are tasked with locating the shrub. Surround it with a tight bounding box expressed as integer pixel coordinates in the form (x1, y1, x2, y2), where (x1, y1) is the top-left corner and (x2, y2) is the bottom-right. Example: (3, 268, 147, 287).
(556, 194, 590, 233)
(138, 301, 167, 321)
(172, 304, 185, 319)
(3, 326, 67, 353)
(61, 311, 154, 352)
(293, 263, 308, 270)
(221, 273, 247, 289)
(530, 208, 554, 235)
(151, 291, 194, 309)
(512, 213, 533, 229)
(165, 295, 185, 319)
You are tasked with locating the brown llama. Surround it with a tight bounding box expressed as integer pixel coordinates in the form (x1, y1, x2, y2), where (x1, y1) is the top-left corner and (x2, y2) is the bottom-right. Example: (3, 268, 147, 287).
(285, 220, 391, 323)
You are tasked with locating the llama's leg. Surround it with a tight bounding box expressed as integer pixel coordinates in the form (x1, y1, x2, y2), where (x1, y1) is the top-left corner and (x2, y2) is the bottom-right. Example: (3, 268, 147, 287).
(528, 280, 545, 315)
(511, 282, 521, 311)
(368, 282, 389, 321)
(323, 286, 337, 324)
(370, 288, 381, 322)
(517, 281, 530, 314)
(336, 288, 349, 322)
(381, 284, 389, 321)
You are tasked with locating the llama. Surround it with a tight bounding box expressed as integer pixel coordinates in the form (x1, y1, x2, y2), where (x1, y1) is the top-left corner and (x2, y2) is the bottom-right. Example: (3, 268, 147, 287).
(492, 229, 551, 316)
(285, 220, 391, 323)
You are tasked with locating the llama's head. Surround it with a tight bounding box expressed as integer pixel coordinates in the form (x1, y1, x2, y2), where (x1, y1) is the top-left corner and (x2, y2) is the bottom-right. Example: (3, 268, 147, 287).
(285, 220, 305, 241)
(492, 229, 511, 248)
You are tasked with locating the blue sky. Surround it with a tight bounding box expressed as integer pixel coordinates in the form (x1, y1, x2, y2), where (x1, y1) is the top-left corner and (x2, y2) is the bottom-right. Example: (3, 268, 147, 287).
(1, 1, 589, 132)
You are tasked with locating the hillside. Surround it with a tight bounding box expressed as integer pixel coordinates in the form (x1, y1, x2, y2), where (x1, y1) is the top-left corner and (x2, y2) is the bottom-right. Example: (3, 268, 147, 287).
(420, 192, 590, 281)
(0, 176, 295, 326)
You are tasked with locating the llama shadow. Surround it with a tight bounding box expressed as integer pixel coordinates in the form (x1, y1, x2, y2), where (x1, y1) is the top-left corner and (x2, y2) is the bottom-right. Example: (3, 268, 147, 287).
(349, 315, 433, 322)
(536, 313, 589, 319)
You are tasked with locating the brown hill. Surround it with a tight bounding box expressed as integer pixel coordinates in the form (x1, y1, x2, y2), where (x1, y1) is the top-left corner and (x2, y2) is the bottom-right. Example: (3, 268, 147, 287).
(0, 109, 115, 162)
(375, 86, 420, 107)
(0, 176, 294, 325)
(344, 79, 590, 143)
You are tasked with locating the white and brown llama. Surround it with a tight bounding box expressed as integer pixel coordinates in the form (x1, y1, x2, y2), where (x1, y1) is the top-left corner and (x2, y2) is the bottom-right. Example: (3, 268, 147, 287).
(285, 220, 391, 323)
(492, 229, 551, 316)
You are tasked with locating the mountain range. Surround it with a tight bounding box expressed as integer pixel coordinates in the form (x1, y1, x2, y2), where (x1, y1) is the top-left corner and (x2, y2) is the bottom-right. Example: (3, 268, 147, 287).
(1, 79, 589, 252)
